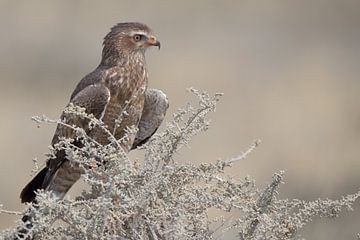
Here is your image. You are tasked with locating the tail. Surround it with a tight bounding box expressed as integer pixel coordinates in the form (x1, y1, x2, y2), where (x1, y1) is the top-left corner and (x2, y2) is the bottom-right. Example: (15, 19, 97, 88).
(16, 168, 48, 239)
(20, 167, 48, 203)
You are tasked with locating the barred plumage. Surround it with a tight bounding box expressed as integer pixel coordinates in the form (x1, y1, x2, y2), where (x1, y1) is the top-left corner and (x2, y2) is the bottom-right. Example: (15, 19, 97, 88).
(20, 22, 164, 203)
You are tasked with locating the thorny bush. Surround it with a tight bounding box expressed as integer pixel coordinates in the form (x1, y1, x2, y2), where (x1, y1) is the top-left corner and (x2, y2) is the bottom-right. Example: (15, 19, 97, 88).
(1, 88, 359, 239)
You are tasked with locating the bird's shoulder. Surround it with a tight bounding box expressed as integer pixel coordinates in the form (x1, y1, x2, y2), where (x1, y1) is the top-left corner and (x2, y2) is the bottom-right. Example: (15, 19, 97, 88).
(70, 66, 127, 101)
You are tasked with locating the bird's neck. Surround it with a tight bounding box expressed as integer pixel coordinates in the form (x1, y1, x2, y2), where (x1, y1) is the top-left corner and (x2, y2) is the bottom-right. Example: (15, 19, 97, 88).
(100, 47, 146, 68)
(98, 48, 148, 95)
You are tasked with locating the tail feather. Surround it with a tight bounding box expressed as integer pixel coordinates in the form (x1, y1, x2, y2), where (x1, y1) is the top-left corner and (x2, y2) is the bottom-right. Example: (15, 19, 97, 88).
(17, 168, 48, 239)
(20, 167, 48, 203)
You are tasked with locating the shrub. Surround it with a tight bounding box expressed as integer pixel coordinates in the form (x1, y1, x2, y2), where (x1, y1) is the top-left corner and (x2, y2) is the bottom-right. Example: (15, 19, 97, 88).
(1, 88, 359, 239)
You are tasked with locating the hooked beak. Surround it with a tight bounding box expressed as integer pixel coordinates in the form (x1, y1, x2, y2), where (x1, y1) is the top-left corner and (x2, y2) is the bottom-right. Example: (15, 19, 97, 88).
(146, 36, 161, 50)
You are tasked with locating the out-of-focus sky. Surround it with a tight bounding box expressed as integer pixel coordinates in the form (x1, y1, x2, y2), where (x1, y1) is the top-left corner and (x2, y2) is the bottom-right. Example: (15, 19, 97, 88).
(1, 0, 360, 238)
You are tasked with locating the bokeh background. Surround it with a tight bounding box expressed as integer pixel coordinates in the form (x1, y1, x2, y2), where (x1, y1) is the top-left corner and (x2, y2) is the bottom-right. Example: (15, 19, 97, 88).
(1, 0, 360, 239)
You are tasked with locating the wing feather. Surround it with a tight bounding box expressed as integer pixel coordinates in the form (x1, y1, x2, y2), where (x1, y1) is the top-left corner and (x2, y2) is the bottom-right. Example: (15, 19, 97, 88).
(44, 84, 111, 188)
(131, 88, 169, 149)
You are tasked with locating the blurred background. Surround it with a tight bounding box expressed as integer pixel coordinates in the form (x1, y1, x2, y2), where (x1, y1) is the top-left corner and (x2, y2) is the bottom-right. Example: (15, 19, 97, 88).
(0, 0, 360, 238)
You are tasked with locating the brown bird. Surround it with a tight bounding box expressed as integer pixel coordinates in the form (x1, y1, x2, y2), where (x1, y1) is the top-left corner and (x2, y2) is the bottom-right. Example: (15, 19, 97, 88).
(20, 22, 166, 203)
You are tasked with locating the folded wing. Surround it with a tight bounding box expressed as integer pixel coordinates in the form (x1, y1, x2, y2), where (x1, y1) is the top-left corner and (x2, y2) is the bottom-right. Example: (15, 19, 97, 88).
(131, 88, 169, 149)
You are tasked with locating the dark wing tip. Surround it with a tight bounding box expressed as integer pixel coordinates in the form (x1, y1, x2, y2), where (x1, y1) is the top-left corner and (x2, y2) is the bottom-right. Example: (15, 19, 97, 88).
(20, 167, 48, 203)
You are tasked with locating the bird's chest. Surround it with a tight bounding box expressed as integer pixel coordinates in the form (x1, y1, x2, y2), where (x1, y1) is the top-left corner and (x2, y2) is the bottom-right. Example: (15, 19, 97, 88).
(110, 64, 148, 111)
(99, 64, 148, 147)
(106, 64, 148, 97)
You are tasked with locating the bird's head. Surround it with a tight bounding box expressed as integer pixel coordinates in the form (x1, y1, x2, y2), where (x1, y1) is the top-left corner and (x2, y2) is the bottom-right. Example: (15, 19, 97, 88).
(103, 22, 160, 58)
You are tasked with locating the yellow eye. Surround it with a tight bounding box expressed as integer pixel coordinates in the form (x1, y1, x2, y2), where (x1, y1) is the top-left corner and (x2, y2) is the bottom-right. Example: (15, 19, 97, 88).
(133, 34, 143, 42)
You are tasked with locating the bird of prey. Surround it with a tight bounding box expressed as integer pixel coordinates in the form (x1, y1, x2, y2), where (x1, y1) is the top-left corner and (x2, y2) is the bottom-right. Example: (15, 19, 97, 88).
(20, 22, 167, 203)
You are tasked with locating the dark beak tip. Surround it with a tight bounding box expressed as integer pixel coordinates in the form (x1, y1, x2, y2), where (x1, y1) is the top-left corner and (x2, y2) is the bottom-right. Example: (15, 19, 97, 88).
(156, 40, 161, 50)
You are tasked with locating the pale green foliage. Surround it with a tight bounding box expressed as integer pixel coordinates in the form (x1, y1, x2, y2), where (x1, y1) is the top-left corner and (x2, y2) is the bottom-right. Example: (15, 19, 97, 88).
(0, 89, 359, 239)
